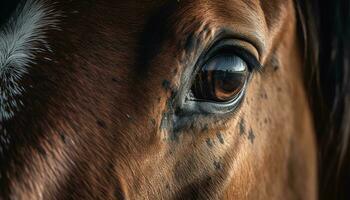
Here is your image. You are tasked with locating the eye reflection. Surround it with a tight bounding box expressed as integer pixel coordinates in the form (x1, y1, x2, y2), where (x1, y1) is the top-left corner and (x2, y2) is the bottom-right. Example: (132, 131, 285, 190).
(191, 54, 248, 102)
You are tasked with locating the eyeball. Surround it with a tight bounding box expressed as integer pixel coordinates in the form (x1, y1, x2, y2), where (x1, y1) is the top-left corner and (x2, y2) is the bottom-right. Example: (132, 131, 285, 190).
(191, 54, 248, 103)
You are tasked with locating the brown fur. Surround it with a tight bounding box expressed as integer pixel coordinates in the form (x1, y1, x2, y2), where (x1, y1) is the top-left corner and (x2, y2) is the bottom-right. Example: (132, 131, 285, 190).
(0, 0, 317, 199)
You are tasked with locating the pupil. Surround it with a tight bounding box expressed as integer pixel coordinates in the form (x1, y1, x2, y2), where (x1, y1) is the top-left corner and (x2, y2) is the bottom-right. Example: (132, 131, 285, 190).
(214, 71, 246, 101)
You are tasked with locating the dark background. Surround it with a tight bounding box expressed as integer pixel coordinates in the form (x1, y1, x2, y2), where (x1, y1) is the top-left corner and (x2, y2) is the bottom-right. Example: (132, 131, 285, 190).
(0, 0, 21, 26)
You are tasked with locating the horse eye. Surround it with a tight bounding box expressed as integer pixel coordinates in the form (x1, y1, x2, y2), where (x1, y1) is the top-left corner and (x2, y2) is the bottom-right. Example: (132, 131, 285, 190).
(191, 54, 248, 102)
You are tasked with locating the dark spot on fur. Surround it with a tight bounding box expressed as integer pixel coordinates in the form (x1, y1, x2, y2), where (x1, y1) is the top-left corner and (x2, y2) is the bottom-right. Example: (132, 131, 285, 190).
(264, 118, 268, 124)
(239, 118, 245, 136)
(202, 124, 209, 132)
(270, 54, 280, 71)
(37, 146, 47, 158)
(217, 133, 225, 144)
(260, 91, 268, 99)
(114, 182, 125, 200)
(168, 150, 174, 155)
(206, 177, 212, 182)
(97, 119, 107, 128)
(169, 133, 177, 142)
(277, 87, 282, 92)
(213, 161, 223, 170)
(248, 128, 255, 144)
(206, 138, 213, 148)
(172, 68, 178, 74)
(162, 80, 171, 90)
(112, 77, 119, 82)
(59, 132, 67, 144)
(150, 119, 156, 127)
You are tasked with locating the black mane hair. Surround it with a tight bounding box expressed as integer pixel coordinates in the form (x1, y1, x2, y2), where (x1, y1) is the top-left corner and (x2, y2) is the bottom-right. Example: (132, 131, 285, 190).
(296, 0, 350, 199)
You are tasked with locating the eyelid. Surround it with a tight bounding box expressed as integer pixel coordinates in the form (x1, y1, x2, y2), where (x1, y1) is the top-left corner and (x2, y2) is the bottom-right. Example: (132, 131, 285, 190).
(204, 39, 262, 72)
(229, 47, 262, 72)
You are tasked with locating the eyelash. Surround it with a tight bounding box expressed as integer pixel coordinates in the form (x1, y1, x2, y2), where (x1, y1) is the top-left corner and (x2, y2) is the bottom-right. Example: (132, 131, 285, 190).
(206, 45, 262, 72)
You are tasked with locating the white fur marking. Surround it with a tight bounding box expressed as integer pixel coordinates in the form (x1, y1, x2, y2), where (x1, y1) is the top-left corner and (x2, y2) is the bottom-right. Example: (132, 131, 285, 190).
(0, 0, 60, 121)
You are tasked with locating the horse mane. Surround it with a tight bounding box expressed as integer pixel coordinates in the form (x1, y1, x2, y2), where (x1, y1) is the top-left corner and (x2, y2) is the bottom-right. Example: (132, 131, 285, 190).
(296, 0, 350, 199)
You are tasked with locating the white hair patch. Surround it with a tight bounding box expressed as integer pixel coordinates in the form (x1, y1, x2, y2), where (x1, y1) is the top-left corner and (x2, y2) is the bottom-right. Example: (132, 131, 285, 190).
(0, 0, 60, 122)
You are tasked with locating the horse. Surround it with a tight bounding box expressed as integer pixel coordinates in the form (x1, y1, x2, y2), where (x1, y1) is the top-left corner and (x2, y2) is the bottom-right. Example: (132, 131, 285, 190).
(0, 0, 349, 199)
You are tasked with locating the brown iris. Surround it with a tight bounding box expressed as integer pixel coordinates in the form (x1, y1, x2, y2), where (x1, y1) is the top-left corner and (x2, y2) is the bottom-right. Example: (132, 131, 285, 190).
(191, 54, 248, 102)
